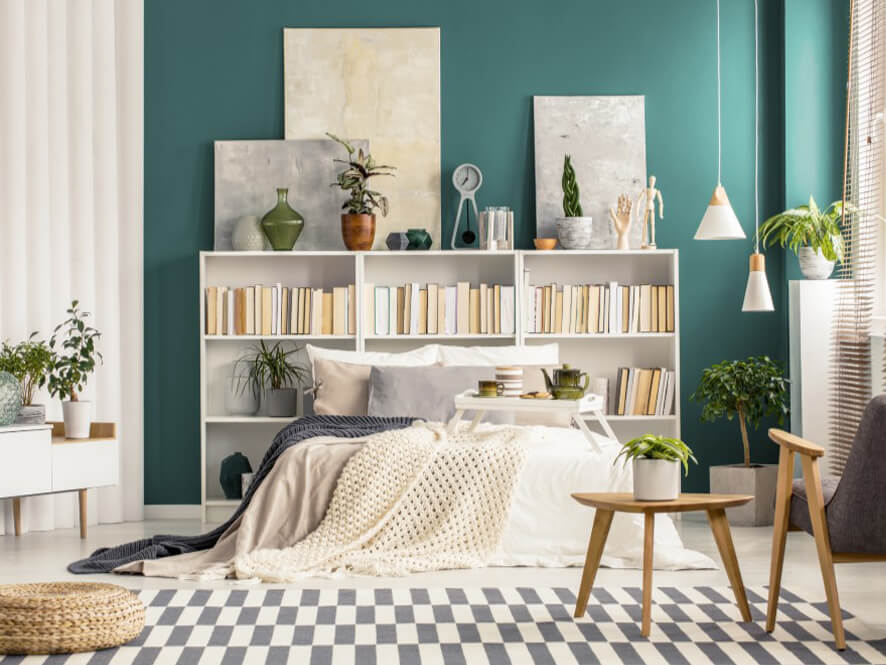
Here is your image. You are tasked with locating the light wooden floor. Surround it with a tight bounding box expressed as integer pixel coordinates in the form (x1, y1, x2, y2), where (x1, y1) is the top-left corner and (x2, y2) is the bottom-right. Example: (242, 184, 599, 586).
(1, 516, 884, 632)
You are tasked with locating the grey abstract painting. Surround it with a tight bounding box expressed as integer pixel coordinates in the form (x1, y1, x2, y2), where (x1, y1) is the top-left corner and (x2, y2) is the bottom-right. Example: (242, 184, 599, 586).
(214, 139, 369, 251)
(534, 96, 647, 249)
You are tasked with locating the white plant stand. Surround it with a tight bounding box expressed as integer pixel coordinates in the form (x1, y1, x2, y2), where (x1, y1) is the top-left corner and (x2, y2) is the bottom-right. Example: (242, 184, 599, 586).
(446, 390, 616, 452)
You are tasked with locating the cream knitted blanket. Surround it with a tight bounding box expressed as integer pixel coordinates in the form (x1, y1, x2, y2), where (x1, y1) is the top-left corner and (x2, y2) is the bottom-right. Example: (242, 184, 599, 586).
(231, 422, 527, 581)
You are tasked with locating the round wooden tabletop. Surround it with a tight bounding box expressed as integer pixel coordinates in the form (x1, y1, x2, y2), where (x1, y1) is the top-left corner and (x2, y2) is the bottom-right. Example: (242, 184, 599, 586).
(571, 492, 754, 513)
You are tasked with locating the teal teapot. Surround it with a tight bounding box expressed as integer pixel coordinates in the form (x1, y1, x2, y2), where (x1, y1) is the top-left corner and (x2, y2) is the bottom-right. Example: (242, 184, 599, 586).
(541, 363, 589, 400)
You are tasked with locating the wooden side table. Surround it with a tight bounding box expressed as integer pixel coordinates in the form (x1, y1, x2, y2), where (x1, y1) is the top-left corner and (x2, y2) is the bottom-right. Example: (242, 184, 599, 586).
(571, 492, 753, 637)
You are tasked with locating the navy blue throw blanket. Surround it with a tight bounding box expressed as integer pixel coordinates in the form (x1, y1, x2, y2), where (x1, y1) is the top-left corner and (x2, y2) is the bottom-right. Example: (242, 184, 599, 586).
(69, 415, 417, 574)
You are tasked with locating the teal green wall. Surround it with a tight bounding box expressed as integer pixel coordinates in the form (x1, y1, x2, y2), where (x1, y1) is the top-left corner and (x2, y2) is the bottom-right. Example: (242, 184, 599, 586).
(146, 0, 794, 503)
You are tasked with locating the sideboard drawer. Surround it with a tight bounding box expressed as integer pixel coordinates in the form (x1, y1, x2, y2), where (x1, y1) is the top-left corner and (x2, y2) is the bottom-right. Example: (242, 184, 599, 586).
(51, 441, 119, 492)
(0, 428, 52, 498)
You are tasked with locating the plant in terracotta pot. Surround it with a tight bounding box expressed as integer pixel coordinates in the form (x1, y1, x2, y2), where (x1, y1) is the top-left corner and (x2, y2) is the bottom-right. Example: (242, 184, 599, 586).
(614, 434, 697, 501)
(327, 132, 395, 250)
(47, 301, 103, 438)
(691, 355, 789, 525)
(757, 196, 846, 279)
(0, 332, 53, 424)
(556, 155, 594, 249)
(235, 341, 308, 418)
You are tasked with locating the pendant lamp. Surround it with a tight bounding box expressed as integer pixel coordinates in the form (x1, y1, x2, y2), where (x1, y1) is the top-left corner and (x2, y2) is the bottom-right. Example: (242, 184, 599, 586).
(695, 0, 746, 240)
(742, 0, 774, 311)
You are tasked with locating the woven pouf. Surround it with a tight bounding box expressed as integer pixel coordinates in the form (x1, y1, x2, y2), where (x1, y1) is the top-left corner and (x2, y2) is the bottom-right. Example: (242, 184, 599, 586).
(0, 582, 145, 655)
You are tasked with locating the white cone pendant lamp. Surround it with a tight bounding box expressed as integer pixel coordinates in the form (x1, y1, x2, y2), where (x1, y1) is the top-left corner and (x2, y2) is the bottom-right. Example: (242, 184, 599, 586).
(695, 0, 746, 241)
(741, 0, 774, 311)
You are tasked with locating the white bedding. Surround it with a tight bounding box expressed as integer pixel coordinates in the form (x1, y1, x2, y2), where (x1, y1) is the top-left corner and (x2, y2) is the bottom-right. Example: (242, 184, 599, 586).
(491, 425, 715, 570)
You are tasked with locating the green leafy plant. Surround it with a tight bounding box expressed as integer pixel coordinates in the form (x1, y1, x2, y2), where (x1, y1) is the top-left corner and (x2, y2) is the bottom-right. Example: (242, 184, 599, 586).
(233, 341, 308, 397)
(758, 196, 847, 262)
(47, 301, 103, 402)
(327, 132, 396, 216)
(691, 356, 789, 468)
(0, 333, 53, 406)
(561, 155, 583, 217)
(614, 434, 698, 476)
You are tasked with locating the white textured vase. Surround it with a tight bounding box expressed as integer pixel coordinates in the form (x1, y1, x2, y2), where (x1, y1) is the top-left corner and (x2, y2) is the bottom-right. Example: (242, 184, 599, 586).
(632, 458, 681, 501)
(556, 217, 593, 249)
(797, 246, 834, 280)
(62, 400, 92, 439)
(232, 215, 271, 251)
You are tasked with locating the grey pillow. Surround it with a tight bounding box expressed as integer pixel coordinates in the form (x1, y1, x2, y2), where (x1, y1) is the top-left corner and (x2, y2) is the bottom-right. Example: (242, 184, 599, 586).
(367, 365, 514, 425)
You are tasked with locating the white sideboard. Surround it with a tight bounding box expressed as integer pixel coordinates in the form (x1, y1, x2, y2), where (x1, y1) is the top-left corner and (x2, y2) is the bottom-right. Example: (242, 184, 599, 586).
(0, 422, 118, 537)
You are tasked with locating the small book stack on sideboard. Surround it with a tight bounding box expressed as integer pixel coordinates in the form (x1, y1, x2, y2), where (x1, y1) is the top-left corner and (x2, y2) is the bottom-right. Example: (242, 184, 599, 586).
(199, 249, 679, 522)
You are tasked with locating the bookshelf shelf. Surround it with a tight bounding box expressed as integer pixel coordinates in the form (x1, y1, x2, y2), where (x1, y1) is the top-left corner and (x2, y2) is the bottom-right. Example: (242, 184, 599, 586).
(200, 249, 679, 522)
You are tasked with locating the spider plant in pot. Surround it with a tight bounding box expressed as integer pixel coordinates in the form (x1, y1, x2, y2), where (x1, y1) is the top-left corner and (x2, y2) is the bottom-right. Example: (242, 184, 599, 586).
(691, 356, 789, 525)
(614, 434, 697, 501)
(327, 132, 395, 251)
(556, 155, 593, 249)
(235, 341, 308, 418)
(47, 301, 103, 438)
(0, 332, 53, 424)
(757, 196, 846, 279)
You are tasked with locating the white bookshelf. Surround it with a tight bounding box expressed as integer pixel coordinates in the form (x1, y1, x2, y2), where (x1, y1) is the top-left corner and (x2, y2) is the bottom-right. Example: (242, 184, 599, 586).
(199, 249, 679, 522)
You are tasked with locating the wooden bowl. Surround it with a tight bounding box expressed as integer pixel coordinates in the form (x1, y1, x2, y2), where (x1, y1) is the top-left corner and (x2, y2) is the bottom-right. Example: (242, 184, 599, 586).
(533, 238, 557, 250)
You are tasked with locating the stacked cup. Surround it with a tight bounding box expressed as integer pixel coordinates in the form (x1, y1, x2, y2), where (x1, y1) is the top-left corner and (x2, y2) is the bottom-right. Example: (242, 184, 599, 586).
(495, 366, 523, 397)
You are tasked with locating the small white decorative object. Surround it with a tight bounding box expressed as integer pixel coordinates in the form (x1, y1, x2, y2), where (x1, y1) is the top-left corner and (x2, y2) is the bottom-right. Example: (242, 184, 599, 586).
(556, 217, 593, 249)
(450, 164, 483, 249)
(608, 195, 633, 250)
(241, 472, 255, 497)
(231, 215, 270, 251)
(62, 401, 92, 439)
(635, 175, 664, 249)
(632, 458, 680, 501)
(797, 246, 835, 280)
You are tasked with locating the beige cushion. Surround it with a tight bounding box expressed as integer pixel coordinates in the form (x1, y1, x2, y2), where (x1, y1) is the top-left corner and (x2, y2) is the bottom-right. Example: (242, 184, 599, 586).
(312, 359, 374, 416)
(437, 344, 559, 367)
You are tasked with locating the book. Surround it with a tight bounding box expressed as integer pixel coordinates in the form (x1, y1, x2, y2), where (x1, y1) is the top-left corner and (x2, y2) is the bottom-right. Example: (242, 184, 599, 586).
(630, 285, 640, 333)
(437, 285, 446, 335)
(479, 284, 488, 335)
(409, 282, 420, 335)
(534, 287, 543, 333)
(647, 368, 662, 416)
(253, 284, 262, 334)
(427, 284, 439, 335)
(587, 285, 598, 334)
(608, 282, 618, 334)
(621, 285, 630, 334)
(311, 288, 323, 335)
(663, 370, 676, 414)
(389, 287, 398, 335)
(456, 282, 470, 335)
(469, 288, 480, 334)
(523, 269, 532, 332)
(305, 288, 313, 335)
(236, 288, 247, 335)
(487, 288, 494, 334)
(615, 367, 629, 415)
(374, 286, 389, 336)
(561, 284, 572, 334)
(444, 286, 457, 335)
(363, 283, 375, 334)
(279, 287, 287, 335)
(321, 292, 333, 334)
(554, 289, 563, 334)
(603, 286, 610, 334)
(639, 285, 652, 332)
(542, 285, 551, 333)
(226, 288, 235, 336)
(419, 289, 429, 335)
(205, 287, 218, 335)
(245, 287, 255, 335)
(500, 286, 515, 335)
(624, 368, 637, 415)
(650, 285, 659, 333)
(332, 287, 346, 335)
(666, 285, 675, 332)
(403, 283, 412, 335)
(261, 287, 272, 335)
(270, 285, 277, 336)
(493, 284, 502, 334)
(348, 284, 357, 336)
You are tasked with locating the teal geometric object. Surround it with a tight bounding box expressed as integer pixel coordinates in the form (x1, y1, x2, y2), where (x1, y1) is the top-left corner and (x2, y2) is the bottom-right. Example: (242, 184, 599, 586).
(0, 371, 22, 426)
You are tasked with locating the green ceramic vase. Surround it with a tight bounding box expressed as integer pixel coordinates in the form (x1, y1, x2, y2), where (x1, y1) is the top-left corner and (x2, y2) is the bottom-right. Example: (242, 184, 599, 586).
(261, 188, 304, 251)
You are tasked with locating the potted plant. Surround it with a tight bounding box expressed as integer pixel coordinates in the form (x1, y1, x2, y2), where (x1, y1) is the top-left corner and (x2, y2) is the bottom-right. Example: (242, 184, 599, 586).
(614, 434, 697, 501)
(327, 132, 395, 251)
(691, 355, 789, 525)
(556, 155, 594, 249)
(47, 301, 103, 438)
(0, 333, 53, 424)
(757, 196, 845, 279)
(235, 341, 308, 417)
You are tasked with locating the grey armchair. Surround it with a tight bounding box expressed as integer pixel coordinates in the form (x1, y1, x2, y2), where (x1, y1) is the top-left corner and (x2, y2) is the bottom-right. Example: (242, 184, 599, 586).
(766, 395, 886, 650)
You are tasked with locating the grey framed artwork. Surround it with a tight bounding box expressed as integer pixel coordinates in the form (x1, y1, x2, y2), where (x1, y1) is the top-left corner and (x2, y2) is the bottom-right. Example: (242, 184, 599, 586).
(214, 139, 368, 251)
(533, 96, 647, 249)
(283, 28, 441, 249)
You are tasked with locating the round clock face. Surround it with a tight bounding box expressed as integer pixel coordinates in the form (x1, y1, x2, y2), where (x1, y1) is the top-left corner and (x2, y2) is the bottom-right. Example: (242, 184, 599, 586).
(453, 163, 482, 194)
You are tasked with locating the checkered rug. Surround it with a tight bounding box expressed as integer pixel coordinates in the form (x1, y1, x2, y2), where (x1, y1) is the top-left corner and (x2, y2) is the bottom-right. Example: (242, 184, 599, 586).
(1, 586, 884, 664)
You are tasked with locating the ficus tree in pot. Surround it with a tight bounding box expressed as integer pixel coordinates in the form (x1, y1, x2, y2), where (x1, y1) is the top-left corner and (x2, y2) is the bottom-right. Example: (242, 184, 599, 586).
(691, 356, 789, 467)
(48, 301, 103, 438)
(0, 332, 54, 423)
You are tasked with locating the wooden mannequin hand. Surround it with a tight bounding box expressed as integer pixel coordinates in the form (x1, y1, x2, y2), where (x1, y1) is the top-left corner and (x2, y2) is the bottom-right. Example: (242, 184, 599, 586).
(609, 195, 632, 234)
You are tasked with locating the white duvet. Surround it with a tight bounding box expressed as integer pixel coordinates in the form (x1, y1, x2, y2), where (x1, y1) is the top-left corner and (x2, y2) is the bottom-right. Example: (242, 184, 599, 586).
(491, 425, 715, 570)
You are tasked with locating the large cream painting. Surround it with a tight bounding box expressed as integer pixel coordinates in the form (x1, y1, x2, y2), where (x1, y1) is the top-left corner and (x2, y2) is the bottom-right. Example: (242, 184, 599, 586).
(284, 28, 441, 249)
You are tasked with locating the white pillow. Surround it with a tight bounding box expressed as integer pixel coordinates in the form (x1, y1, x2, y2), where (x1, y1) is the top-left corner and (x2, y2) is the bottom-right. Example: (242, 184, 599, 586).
(305, 343, 440, 375)
(438, 344, 559, 367)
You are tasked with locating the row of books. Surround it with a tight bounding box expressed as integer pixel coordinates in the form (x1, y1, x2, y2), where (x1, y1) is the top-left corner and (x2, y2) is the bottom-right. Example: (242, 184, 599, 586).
(524, 278, 675, 335)
(365, 283, 516, 336)
(204, 284, 356, 336)
(614, 367, 676, 416)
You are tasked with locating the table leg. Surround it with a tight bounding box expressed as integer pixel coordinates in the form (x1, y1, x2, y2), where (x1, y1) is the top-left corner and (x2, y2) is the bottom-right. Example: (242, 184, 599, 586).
(467, 410, 485, 432)
(642, 512, 654, 636)
(12, 498, 21, 536)
(446, 410, 464, 434)
(572, 416, 603, 453)
(707, 508, 752, 622)
(573, 508, 614, 618)
(78, 489, 87, 539)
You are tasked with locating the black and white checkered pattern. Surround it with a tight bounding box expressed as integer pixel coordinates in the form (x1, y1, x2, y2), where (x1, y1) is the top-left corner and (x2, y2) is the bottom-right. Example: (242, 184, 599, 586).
(2, 586, 884, 664)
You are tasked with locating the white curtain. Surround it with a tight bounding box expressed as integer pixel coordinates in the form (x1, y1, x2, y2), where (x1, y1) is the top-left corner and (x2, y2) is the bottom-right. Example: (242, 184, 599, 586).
(0, 0, 143, 533)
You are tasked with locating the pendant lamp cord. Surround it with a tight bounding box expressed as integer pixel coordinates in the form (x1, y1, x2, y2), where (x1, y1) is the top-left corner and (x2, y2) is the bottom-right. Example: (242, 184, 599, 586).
(754, 0, 760, 253)
(716, 0, 722, 186)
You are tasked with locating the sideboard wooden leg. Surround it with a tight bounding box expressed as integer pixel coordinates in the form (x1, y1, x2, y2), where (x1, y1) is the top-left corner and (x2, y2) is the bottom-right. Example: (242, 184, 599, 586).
(12, 498, 21, 536)
(78, 489, 87, 539)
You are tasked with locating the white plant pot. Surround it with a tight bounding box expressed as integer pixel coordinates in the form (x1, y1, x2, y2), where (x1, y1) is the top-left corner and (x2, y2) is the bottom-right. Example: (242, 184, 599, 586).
(556, 216, 594, 249)
(632, 458, 681, 501)
(62, 400, 93, 439)
(224, 377, 259, 416)
(798, 246, 835, 280)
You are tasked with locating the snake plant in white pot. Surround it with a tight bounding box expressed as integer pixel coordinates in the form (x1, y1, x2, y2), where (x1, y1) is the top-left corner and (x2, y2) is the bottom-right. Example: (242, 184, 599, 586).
(614, 434, 697, 501)
(48, 301, 103, 438)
